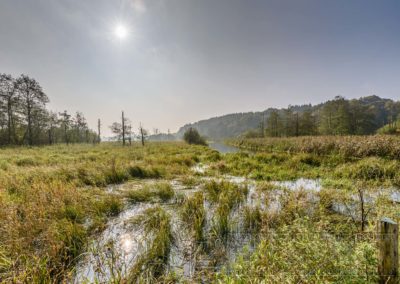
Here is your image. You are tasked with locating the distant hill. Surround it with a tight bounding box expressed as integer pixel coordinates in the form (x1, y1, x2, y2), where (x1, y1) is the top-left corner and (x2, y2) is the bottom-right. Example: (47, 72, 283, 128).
(176, 95, 399, 139)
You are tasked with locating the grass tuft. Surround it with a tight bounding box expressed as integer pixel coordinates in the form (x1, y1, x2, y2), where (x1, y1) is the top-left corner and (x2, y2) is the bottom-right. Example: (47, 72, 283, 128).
(128, 206, 173, 281)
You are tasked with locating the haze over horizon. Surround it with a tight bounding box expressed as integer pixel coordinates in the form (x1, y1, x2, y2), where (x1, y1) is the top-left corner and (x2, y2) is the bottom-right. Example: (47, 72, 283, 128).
(1, 0, 399, 135)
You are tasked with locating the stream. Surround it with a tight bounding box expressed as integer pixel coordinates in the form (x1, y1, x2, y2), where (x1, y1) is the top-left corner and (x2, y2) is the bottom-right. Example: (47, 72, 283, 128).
(208, 142, 240, 154)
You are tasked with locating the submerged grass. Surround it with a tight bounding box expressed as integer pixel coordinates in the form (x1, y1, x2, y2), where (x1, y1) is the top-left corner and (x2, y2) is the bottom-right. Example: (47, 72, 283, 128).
(204, 180, 248, 240)
(180, 192, 206, 243)
(243, 205, 263, 233)
(128, 206, 173, 281)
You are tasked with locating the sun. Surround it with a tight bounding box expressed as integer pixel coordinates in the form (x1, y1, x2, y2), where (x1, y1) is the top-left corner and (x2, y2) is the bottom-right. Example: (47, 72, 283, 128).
(114, 24, 128, 40)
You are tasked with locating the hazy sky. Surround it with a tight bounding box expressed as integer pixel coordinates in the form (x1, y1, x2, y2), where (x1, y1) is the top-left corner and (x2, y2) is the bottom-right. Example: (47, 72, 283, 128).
(0, 0, 399, 134)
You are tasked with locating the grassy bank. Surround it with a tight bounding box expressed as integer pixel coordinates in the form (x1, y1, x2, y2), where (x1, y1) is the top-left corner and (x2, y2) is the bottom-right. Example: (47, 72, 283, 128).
(204, 136, 400, 187)
(230, 135, 400, 159)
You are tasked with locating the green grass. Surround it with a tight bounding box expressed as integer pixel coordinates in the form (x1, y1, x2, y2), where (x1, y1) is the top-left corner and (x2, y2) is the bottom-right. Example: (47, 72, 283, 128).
(217, 218, 378, 283)
(0, 142, 213, 282)
(128, 206, 173, 281)
(181, 192, 206, 243)
(204, 180, 248, 240)
(230, 135, 400, 159)
(1, 137, 399, 282)
(125, 182, 175, 203)
(243, 205, 263, 233)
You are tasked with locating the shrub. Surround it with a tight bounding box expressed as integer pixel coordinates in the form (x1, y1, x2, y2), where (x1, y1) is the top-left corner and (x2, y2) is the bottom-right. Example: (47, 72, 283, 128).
(183, 128, 207, 146)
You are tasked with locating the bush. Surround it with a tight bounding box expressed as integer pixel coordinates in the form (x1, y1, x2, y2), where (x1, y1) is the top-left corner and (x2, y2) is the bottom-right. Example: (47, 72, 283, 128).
(183, 128, 207, 146)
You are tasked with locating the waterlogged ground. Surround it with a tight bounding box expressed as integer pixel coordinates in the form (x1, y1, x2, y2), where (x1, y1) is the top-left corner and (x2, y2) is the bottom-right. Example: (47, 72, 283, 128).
(1, 142, 399, 282)
(73, 161, 400, 283)
(73, 175, 260, 282)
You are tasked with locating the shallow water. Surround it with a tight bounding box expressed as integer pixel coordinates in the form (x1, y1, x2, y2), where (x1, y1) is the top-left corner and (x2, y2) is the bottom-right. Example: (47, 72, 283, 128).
(274, 178, 322, 192)
(209, 142, 240, 154)
(74, 169, 400, 282)
(73, 176, 263, 282)
(74, 203, 153, 283)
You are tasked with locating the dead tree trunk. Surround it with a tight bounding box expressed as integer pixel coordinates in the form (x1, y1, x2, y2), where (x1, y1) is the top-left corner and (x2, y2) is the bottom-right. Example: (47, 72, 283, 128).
(122, 111, 125, 146)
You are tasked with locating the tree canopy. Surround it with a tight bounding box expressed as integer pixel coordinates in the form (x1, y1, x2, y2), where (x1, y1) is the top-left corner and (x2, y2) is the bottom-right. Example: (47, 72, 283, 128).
(0, 73, 98, 145)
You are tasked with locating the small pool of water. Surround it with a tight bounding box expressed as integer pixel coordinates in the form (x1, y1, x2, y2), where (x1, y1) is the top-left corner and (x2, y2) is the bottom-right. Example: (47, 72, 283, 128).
(208, 142, 240, 154)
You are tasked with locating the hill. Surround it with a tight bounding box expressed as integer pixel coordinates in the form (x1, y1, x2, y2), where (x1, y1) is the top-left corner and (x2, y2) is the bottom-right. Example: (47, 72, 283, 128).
(176, 95, 399, 139)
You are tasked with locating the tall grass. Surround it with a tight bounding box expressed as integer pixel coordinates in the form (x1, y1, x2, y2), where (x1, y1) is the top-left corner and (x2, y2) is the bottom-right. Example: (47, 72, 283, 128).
(125, 182, 175, 203)
(230, 135, 400, 159)
(204, 181, 248, 240)
(217, 218, 378, 283)
(180, 192, 206, 243)
(128, 206, 173, 281)
(0, 142, 213, 281)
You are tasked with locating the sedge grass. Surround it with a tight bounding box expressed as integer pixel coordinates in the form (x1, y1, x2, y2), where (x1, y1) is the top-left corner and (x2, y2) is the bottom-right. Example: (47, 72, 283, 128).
(128, 206, 173, 281)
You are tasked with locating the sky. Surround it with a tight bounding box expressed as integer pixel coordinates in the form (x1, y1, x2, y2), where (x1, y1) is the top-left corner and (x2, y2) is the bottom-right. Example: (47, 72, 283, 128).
(0, 0, 399, 135)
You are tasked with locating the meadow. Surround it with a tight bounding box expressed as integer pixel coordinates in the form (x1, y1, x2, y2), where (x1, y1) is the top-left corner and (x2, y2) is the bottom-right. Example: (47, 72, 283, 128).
(0, 136, 399, 283)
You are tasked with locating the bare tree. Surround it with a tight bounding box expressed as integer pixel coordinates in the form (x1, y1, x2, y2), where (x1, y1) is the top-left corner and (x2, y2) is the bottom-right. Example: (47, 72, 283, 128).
(357, 187, 372, 232)
(122, 111, 126, 146)
(139, 123, 148, 146)
(97, 119, 101, 143)
(16, 75, 49, 145)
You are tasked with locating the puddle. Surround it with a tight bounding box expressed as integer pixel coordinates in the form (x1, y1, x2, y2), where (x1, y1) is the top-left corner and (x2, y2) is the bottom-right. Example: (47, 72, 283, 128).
(391, 191, 400, 203)
(73, 203, 153, 283)
(192, 163, 209, 174)
(274, 178, 322, 192)
(208, 142, 240, 154)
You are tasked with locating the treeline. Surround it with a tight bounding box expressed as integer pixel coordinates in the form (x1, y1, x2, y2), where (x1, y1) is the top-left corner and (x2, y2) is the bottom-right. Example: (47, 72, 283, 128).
(177, 95, 399, 139)
(0, 73, 98, 146)
(259, 96, 400, 137)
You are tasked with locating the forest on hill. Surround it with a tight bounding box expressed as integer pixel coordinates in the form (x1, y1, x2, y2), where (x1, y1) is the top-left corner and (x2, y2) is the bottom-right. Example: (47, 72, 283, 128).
(176, 95, 400, 139)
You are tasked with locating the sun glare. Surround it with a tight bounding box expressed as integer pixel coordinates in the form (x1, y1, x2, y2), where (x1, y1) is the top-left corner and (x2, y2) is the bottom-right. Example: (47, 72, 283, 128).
(114, 24, 128, 40)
